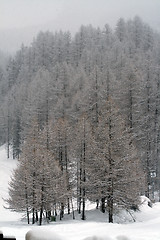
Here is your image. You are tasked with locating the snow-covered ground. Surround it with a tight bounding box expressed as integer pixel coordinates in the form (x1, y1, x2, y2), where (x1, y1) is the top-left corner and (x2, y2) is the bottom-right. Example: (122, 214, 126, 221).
(0, 145, 20, 222)
(1, 145, 160, 240)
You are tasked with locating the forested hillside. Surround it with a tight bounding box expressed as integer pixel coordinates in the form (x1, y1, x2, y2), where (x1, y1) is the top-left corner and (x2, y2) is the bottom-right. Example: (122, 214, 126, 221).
(1, 16, 160, 224)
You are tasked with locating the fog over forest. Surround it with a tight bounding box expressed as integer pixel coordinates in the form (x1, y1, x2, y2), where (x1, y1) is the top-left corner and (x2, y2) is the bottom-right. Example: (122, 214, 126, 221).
(0, 0, 160, 53)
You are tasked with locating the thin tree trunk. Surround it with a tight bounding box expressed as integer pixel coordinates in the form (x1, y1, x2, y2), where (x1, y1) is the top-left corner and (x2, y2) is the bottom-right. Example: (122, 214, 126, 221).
(146, 136, 151, 198)
(7, 110, 10, 159)
(81, 120, 86, 220)
(26, 207, 30, 224)
(145, 63, 151, 198)
(81, 189, 86, 220)
(67, 197, 70, 214)
(96, 199, 99, 209)
(25, 183, 30, 224)
(32, 208, 35, 224)
(71, 197, 75, 220)
(36, 210, 38, 222)
(39, 207, 43, 225)
(108, 101, 114, 223)
(78, 143, 82, 214)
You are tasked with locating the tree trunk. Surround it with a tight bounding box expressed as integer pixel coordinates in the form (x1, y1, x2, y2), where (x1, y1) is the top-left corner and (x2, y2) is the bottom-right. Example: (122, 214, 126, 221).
(78, 143, 82, 214)
(101, 197, 106, 213)
(39, 207, 43, 225)
(26, 207, 30, 224)
(96, 199, 99, 209)
(81, 126, 86, 220)
(78, 195, 82, 214)
(108, 101, 113, 223)
(71, 198, 75, 220)
(81, 187, 86, 220)
(36, 210, 39, 222)
(60, 203, 64, 220)
(108, 194, 113, 223)
(67, 198, 70, 214)
(7, 110, 10, 159)
(32, 208, 35, 224)
(146, 137, 151, 198)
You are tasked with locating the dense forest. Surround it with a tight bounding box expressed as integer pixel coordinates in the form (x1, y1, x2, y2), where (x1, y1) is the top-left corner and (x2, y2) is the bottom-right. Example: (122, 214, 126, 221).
(1, 16, 160, 224)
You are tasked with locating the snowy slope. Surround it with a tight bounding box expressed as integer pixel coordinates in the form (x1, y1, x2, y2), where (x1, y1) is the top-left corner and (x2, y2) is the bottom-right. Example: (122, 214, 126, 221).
(0, 145, 20, 221)
(1, 146, 160, 240)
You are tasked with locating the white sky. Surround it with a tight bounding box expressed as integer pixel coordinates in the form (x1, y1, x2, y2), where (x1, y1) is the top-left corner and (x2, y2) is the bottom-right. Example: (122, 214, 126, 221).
(0, 0, 160, 52)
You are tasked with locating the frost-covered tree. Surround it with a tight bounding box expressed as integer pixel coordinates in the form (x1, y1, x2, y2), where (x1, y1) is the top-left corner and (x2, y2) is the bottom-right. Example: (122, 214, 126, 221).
(88, 99, 145, 222)
(6, 118, 68, 225)
(73, 113, 96, 220)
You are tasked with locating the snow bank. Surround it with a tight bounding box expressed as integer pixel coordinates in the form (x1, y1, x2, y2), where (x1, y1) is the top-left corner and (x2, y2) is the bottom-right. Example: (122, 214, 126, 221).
(25, 230, 62, 240)
(116, 236, 130, 240)
(83, 236, 130, 240)
(83, 236, 112, 240)
(25, 231, 130, 240)
(140, 196, 152, 208)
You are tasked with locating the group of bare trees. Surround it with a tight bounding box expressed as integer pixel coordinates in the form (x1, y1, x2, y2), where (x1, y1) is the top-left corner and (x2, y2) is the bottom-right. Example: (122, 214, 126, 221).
(1, 17, 160, 223)
(6, 100, 144, 224)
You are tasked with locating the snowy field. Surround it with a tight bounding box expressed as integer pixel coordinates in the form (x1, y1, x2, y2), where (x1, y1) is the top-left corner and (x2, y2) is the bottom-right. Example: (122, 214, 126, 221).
(1, 145, 160, 240)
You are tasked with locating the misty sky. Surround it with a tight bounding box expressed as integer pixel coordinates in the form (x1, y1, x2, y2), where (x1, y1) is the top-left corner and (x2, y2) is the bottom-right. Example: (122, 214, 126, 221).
(1, 0, 160, 53)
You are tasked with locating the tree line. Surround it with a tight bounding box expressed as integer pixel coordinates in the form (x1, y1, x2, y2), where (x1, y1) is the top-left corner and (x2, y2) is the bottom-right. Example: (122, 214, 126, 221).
(1, 16, 160, 223)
